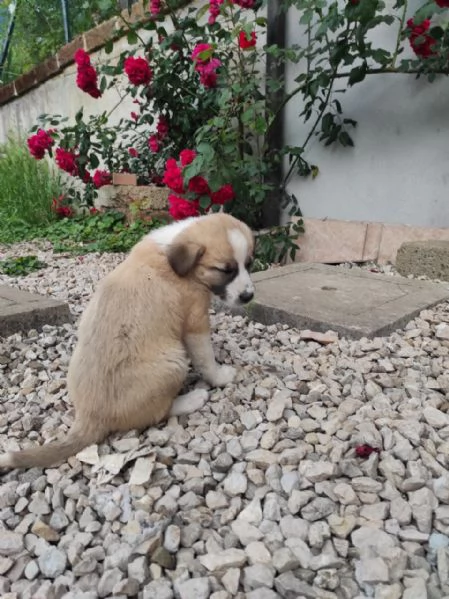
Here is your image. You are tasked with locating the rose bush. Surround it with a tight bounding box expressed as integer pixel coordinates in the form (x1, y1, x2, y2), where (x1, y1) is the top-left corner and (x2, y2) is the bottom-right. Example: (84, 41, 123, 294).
(26, 0, 449, 244)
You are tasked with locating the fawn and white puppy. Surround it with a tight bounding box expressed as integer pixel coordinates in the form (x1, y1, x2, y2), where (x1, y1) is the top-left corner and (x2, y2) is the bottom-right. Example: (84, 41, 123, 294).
(0, 213, 254, 469)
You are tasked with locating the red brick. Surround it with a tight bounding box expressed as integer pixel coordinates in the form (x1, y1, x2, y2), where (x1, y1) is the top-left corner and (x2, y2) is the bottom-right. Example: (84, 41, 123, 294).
(14, 70, 38, 95)
(57, 36, 84, 69)
(84, 18, 118, 52)
(32, 56, 60, 84)
(121, 0, 149, 25)
(0, 82, 16, 106)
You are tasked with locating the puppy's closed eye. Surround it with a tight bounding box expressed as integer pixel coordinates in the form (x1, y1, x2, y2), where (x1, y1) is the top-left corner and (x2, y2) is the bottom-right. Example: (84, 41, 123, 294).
(214, 264, 237, 276)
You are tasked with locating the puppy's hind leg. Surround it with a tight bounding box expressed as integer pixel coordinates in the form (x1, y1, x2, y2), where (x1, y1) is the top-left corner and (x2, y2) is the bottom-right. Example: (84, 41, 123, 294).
(169, 389, 209, 417)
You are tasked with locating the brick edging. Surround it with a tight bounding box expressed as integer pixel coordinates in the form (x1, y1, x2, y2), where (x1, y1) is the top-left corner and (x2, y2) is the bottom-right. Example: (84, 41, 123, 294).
(0, 0, 188, 108)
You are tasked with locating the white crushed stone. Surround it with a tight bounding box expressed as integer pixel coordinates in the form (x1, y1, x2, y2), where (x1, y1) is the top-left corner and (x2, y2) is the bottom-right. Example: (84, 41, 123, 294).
(1, 242, 449, 597)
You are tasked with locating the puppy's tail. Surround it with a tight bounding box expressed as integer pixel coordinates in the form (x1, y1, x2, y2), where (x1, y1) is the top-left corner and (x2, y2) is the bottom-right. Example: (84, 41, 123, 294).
(0, 421, 105, 470)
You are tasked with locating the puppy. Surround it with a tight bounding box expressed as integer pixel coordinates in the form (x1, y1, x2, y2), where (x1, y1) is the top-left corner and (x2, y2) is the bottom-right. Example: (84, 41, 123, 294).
(0, 213, 254, 469)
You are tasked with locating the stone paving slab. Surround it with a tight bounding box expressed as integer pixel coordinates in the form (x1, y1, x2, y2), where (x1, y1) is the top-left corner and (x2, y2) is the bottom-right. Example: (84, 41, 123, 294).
(0, 285, 72, 338)
(221, 263, 449, 339)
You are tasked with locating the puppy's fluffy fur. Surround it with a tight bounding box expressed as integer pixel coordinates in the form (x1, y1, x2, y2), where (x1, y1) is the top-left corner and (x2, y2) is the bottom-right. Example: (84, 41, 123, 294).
(0, 213, 254, 469)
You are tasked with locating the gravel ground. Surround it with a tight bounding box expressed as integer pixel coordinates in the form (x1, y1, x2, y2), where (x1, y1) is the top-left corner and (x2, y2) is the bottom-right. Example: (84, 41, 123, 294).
(1, 242, 449, 599)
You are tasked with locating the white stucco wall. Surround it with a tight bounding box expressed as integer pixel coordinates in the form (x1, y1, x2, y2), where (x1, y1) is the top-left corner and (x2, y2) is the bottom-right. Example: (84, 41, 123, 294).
(0, 34, 154, 143)
(283, 1, 449, 228)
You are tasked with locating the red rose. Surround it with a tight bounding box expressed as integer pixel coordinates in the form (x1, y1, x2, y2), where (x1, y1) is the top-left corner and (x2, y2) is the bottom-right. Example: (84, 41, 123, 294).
(130, 111, 139, 122)
(198, 59, 221, 88)
(92, 169, 112, 188)
(168, 194, 200, 220)
(191, 44, 221, 88)
(239, 31, 257, 49)
(230, 0, 255, 7)
(74, 50, 101, 98)
(57, 205, 74, 218)
(55, 147, 78, 176)
(74, 49, 91, 67)
(436, 0, 449, 6)
(148, 135, 160, 153)
(191, 43, 214, 66)
(52, 195, 74, 218)
(209, 0, 224, 24)
(27, 129, 54, 160)
(128, 148, 139, 158)
(199, 70, 217, 87)
(407, 18, 437, 58)
(90, 207, 100, 215)
(82, 170, 92, 184)
(76, 64, 102, 98)
(151, 174, 164, 185)
(355, 445, 381, 459)
(157, 116, 169, 139)
(149, 0, 161, 15)
(179, 149, 197, 166)
(163, 159, 184, 193)
(165, 158, 178, 170)
(211, 184, 235, 205)
(124, 56, 152, 86)
(188, 176, 210, 196)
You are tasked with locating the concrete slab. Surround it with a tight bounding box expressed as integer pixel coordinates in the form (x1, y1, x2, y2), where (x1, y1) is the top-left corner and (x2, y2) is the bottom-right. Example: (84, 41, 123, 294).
(396, 240, 449, 281)
(222, 264, 449, 339)
(0, 286, 72, 338)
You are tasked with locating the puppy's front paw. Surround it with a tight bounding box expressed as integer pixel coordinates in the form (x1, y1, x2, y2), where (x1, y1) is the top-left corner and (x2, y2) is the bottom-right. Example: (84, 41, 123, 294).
(208, 365, 236, 387)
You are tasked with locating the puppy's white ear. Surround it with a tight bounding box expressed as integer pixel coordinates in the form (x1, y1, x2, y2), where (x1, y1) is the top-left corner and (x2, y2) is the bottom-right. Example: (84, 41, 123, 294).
(167, 242, 205, 277)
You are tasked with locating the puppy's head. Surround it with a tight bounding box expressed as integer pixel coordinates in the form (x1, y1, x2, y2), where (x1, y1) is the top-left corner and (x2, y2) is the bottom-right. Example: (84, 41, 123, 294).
(166, 214, 255, 306)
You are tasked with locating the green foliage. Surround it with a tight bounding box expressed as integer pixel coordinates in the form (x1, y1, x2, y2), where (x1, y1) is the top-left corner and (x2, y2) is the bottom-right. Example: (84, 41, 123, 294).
(0, 0, 118, 83)
(0, 211, 163, 255)
(43, 211, 163, 254)
(0, 255, 46, 276)
(0, 136, 63, 241)
(0, 209, 299, 275)
(253, 220, 304, 272)
(281, 0, 449, 185)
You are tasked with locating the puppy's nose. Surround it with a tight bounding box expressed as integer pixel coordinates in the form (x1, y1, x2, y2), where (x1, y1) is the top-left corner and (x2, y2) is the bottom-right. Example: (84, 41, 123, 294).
(239, 290, 254, 304)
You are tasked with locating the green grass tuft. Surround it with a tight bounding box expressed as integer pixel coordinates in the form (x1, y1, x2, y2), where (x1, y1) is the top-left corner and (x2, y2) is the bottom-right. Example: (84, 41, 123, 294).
(0, 135, 63, 242)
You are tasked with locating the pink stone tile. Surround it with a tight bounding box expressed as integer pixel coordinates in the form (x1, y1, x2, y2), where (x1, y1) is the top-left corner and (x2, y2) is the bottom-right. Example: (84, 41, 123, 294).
(377, 224, 449, 264)
(289, 217, 449, 265)
(294, 218, 368, 264)
(362, 222, 383, 262)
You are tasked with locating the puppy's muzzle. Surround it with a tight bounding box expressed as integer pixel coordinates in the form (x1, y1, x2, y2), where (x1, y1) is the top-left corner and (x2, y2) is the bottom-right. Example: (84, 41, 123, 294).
(238, 290, 254, 304)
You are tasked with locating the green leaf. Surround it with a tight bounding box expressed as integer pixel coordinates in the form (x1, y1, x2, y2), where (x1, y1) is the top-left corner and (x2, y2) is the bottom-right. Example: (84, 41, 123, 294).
(99, 76, 107, 94)
(183, 158, 204, 181)
(199, 195, 211, 210)
(127, 30, 138, 45)
(196, 142, 215, 162)
(321, 112, 334, 134)
(299, 9, 314, 25)
(104, 40, 114, 54)
(196, 3, 209, 20)
(339, 131, 354, 147)
(89, 154, 100, 168)
(348, 63, 367, 86)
